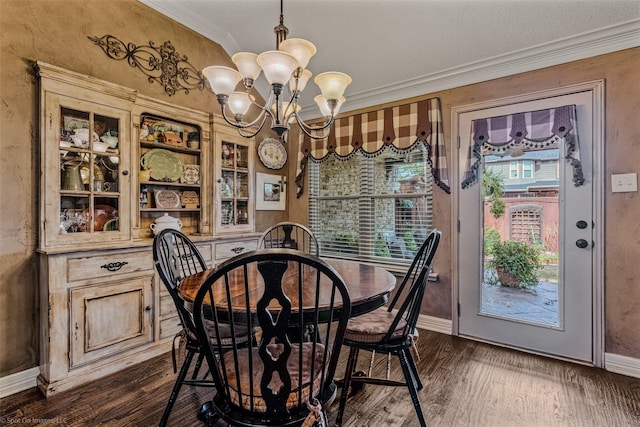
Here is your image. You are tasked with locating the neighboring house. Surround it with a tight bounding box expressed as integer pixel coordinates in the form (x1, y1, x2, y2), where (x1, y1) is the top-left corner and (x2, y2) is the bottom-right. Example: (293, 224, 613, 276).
(484, 149, 560, 251)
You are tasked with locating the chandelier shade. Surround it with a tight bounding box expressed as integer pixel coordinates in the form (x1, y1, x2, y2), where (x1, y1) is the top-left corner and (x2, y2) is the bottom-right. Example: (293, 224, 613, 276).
(228, 92, 254, 116)
(256, 51, 298, 85)
(202, 66, 242, 96)
(279, 38, 317, 70)
(272, 101, 301, 124)
(314, 72, 352, 101)
(290, 68, 312, 93)
(203, 0, 352, 141)
(231, 52, 262, 83)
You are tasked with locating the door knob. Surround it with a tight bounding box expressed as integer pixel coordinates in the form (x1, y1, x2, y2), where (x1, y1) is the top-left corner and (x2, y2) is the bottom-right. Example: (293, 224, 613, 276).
(576, 220, 588, 229)
(576, 239, 589, 248)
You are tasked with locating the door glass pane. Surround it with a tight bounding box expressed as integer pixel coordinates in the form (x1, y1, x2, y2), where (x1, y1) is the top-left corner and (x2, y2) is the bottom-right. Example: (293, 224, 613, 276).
(59, 108, 120, 234)
(220, 140, 249, 227)
(482, 148, 560, 326)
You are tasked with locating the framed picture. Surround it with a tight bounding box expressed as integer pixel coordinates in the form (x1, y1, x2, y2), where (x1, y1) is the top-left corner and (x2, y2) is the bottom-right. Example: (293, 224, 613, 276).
(256, 172, 285, 211)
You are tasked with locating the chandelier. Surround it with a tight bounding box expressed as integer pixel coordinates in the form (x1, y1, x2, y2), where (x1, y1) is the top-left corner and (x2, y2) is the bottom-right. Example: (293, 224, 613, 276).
(202, 0, 352, 141)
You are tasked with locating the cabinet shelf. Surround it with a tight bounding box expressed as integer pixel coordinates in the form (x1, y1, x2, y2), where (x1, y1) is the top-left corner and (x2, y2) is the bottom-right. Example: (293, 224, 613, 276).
(140, 181, 200, 189)
(140, 207, 200, 212)
(221, 197, 250, 201)
(221, 166, 249, 173)
(140, 140, 200, 154)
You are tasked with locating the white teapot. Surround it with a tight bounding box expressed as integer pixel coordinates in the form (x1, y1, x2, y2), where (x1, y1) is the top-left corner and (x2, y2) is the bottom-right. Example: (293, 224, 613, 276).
(150, 213, 183, 236)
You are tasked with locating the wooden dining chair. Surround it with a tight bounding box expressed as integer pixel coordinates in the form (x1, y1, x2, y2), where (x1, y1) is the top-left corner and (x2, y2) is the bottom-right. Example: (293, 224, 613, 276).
(335, 229, 441, 427)
(258, 222, 320, 255)
(193, 248, 351, 426)
(153, 229, 251, 427)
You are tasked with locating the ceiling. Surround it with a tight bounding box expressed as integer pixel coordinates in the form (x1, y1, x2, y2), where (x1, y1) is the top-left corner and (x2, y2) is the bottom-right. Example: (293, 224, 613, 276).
(140, 0, 640, 118)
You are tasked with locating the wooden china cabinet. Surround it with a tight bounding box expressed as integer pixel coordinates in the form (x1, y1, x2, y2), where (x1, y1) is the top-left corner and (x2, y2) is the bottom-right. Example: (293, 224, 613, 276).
(35, 62, 259, 397)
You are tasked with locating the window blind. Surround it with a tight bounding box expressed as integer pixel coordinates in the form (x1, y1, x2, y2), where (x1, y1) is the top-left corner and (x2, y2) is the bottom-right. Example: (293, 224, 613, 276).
(309, 144, 433, 265)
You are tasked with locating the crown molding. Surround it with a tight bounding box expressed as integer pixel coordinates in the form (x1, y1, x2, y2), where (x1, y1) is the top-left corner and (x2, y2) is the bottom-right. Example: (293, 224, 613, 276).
(338, 19, 640, 114)
(139, 0, 241, 54)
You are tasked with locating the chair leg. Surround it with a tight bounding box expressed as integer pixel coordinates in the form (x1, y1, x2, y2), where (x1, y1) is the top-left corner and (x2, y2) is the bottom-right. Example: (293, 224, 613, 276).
(367, 349, 376, 376)
(336, 346, 359, 426)
(405, 347, 423, 391)
(160, 348, 196, 427)
(191, 351, 205, 380)
(398, 348, 427, 427)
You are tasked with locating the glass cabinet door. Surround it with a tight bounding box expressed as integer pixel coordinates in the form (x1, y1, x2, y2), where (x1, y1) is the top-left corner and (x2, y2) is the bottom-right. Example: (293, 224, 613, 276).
(59, 107, 122, 234)
(43, 92, 131, 247)
(215, 132, 253, 232)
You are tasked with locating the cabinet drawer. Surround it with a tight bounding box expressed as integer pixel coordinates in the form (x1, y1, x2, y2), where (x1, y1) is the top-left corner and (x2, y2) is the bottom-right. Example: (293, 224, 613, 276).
(214, 239, 258, 262)
(67, 251, 153, 282)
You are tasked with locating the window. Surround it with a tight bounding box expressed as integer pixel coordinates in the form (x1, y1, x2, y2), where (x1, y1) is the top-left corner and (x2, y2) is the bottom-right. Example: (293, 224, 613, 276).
(522, 160, 534, 178)
(509, 161, 518, 178)
(309, 144, 432, 265)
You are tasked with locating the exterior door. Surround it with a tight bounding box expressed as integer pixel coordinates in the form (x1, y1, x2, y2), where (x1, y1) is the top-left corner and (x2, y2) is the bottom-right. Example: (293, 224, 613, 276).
(455, 83, 603, 363)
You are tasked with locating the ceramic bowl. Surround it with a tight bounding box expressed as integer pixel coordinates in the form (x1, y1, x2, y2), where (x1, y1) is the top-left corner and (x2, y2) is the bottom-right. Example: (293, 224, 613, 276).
(102, 135, 119, 148)
(93, 142, 109, 152)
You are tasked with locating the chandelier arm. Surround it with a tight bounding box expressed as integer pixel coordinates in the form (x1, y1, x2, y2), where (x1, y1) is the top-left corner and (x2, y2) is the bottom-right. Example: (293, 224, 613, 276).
(282, 90, 298, 122)
(295, 113, 335, 132)
(294, 115, 335, 140)
(236, 124, 266, 139)
(220, 104, 270, 131)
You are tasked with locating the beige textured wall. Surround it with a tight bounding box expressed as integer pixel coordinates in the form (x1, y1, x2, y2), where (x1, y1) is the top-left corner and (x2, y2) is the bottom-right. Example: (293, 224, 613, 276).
(0, 0, 282, 377)
(290, 47, 640, 358)
(1, 0, 638, 379)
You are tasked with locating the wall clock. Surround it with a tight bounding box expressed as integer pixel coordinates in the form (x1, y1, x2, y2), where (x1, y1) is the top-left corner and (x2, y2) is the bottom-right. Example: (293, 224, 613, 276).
(258, 138, 287, 170)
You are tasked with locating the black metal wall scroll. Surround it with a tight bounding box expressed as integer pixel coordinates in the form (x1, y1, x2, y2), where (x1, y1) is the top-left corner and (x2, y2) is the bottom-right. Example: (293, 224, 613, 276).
(88, 35, 206, 96)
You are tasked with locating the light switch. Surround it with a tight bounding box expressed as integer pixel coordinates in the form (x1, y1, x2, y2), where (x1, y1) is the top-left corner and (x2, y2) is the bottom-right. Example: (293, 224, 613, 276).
(611, 173, 638, 193)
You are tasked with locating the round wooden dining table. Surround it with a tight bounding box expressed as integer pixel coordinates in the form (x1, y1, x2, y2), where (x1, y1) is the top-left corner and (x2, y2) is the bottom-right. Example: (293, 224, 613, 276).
(178, 258, 397, 318)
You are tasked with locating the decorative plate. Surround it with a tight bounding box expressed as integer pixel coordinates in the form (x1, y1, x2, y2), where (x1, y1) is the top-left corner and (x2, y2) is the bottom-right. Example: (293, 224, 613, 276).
(64, 116, 90, 131)
(181, 164, 200, 185)
(258, 138, 287, 170)
(140, 148, 184, 181)
(154, 190, 181, 209)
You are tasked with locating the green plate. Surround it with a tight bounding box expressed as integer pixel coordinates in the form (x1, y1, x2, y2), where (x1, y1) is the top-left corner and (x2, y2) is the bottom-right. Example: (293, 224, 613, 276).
(140, 148, 184, 181)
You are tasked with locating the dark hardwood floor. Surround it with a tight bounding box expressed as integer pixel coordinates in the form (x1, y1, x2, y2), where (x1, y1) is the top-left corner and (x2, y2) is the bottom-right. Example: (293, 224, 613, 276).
(2, 331, 639, 426)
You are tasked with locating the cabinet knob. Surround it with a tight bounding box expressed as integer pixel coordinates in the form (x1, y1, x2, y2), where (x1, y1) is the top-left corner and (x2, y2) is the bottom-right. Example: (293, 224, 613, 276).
(145, 306, 152, 312)
(122, 170, 129, 176)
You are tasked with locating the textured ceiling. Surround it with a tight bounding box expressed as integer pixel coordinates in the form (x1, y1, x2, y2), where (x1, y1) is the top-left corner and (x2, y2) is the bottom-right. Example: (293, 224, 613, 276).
(140, 0, 640, 116)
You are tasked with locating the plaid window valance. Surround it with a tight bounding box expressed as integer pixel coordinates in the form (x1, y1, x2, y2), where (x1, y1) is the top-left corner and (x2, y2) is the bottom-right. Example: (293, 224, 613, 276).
(461, 104, 584, 189)
(295, 97, 450, 197)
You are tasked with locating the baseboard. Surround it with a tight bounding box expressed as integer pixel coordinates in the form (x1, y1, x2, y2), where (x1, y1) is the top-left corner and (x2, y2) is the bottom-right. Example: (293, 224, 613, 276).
(0, 367, 39, 398)
(604, 352, 640, 379)
(416, 314, 452, 335)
